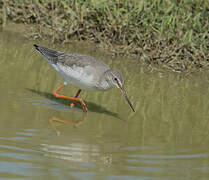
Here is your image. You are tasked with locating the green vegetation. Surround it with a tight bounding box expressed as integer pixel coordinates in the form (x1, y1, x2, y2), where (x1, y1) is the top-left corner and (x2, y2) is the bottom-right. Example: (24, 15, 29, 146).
(0, 0, 209, 72)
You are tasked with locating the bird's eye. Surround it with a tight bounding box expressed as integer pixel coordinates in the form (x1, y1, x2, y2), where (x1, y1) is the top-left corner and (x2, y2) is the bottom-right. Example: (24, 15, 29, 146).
(114, 78, 117, 81)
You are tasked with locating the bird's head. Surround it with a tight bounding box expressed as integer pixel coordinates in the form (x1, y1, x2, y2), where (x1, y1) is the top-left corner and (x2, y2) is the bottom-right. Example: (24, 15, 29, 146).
(105, 69, 135, 112)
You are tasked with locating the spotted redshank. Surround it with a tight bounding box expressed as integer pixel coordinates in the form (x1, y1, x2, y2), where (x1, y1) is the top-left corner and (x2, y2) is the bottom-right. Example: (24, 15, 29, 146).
(34, 44, 135, 113)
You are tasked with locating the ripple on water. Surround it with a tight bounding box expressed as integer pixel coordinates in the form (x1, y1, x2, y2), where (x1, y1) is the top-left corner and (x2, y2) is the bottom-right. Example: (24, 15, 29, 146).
(0, 128, 47, 179)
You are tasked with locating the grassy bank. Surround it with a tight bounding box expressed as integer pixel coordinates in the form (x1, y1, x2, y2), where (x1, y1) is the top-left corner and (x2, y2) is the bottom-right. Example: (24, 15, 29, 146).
(0, 0, 209, 72)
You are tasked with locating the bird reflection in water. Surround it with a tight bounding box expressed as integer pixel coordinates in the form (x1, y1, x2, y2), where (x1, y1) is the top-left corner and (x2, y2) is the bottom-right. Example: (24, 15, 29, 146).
(44, 115, 112, 166)
(49, 114, 87, 135)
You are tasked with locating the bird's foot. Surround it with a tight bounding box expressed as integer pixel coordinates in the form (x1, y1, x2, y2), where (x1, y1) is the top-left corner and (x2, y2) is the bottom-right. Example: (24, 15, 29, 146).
(70, 99, 88, 113)
(78, 98, 88, 113)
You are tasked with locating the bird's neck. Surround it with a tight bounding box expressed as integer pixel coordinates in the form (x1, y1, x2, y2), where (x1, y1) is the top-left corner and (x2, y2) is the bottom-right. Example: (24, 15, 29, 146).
(97, 71, 112, 91)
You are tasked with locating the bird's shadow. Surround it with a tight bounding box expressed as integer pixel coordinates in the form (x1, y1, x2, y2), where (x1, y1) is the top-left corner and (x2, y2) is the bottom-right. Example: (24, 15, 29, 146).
(26, 88, 119, 119)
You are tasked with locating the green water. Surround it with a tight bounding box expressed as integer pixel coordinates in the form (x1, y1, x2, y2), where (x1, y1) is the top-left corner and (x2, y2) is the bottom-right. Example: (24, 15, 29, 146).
(1, 30, 209, 180)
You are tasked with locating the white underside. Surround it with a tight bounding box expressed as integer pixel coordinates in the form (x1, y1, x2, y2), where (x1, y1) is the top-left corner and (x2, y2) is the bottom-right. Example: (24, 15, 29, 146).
(51, 63, 99, 90)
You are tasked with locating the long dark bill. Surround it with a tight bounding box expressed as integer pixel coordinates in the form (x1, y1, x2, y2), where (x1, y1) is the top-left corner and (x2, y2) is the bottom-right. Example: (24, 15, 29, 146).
(119, 86, 135, 112)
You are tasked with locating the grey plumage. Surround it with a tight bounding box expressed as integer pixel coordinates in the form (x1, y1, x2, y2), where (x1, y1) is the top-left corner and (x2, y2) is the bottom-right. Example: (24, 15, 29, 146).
(34, 44, 111, 90)
(33, 44, 135, 112)
(34, 44, 64, 64)
(34, 44, 109, 69)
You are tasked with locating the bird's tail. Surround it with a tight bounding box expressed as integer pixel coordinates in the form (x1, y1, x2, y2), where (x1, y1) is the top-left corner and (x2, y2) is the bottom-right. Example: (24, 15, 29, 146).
(33, 44, 63, 64)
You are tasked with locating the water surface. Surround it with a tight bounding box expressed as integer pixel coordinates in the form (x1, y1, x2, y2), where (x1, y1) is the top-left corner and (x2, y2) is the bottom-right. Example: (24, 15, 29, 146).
(1, 30, 209, 179)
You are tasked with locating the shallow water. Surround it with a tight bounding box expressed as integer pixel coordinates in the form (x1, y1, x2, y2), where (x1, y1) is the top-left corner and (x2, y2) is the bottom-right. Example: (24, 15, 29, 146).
(1, 30, 209, 180)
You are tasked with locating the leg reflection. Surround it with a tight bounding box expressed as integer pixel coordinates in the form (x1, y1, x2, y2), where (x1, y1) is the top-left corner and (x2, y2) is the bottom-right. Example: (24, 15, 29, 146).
(49, 114, 87, 135)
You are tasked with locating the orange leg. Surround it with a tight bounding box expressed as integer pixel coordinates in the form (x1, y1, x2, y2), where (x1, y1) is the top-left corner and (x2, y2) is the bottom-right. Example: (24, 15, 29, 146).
(53, 83, 87, 113)
(70, 89, 81, 109)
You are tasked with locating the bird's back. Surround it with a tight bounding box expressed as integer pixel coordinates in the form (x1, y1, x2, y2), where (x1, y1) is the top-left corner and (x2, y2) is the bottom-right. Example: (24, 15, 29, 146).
(34, 45, 111, 90)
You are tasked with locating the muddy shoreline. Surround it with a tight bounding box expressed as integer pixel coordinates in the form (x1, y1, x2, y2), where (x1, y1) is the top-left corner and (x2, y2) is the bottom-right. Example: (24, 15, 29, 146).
(1, 0, 208, 73)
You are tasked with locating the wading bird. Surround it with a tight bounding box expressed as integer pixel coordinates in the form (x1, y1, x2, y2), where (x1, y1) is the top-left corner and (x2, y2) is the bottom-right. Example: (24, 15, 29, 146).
(34, 44, 134, 113)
